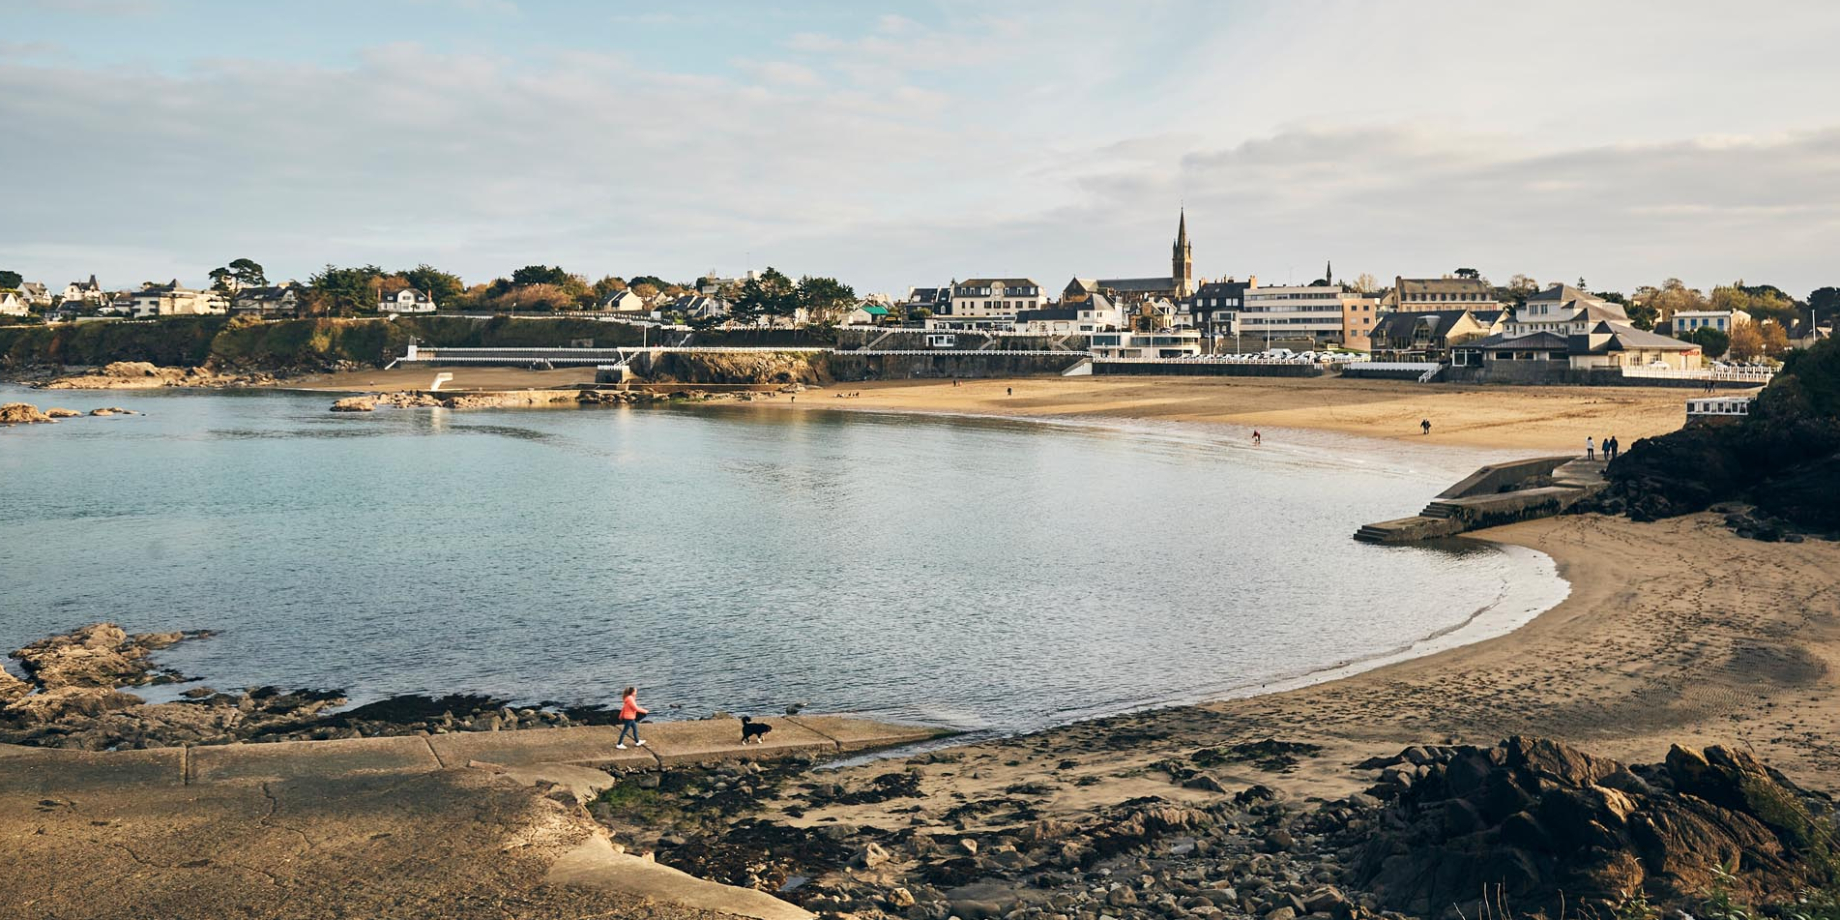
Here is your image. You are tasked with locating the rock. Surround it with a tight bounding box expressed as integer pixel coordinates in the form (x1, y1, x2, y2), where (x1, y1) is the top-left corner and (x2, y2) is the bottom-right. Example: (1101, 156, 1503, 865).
(959, 838, 978, 856)
(330, 396, 376, 412)
(0, 669, 30, 705)
(1264, 909, 1296, 920)
(0, 403, 53, 424)
(889, 887, 917, 909)
(3, 686, 145, 724)
(857, 842, 893, 869)
(88, 407, 134, 416)
(45, 408, 81, 418)
(1350, 737, 1826, 919)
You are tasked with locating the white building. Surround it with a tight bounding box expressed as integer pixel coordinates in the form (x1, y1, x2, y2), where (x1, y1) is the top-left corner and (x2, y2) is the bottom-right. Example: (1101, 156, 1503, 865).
(1670, 310, 1751, 336)
(19, 282, 51, 306)
(601, 290, 647, 313)
(948, 278, 1045, 321)
(1090, 329, 1204, 359)
(235, 284, 303, 317)
(379, 288, 436, 314)
(1236, 284, 1349, 345)
(132, 280, 227, 318)
(60, 275, 106, 304)
(1505, 284, 1630, 336)
(0, 291, 29, 316)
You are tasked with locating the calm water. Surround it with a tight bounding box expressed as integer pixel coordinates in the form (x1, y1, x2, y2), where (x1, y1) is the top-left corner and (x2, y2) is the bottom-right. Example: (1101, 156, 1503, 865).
(0, 385, 1567, 734)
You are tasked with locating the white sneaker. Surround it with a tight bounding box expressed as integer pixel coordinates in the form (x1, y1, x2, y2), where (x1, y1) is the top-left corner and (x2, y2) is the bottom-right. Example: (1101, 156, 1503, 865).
(636, 739, 647, 746)
(616, 743, 627, 749)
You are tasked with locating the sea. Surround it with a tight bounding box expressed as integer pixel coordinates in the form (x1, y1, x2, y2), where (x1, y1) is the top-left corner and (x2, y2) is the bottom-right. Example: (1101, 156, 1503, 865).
(0, 384, 1569, 734)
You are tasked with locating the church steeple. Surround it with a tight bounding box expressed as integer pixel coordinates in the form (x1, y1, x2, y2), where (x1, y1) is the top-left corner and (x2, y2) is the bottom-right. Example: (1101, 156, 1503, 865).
(1172, 208, 1193, 298)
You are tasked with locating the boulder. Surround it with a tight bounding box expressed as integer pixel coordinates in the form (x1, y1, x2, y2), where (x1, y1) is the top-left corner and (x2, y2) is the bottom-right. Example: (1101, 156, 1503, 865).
(330, 396, 376, 412)
(45, 408, 82, 418)
(0, 403, 53, 424)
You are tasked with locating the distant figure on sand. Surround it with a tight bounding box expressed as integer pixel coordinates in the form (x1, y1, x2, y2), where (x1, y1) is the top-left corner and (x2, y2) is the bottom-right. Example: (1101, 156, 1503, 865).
(1607, 435, 1618, 461)
(1586, 437, 1596, 461)
(616, 686, 648, 749)
(1421, 418, 1431, 436)
(1252, 430, 1262, 446)
(1006, 387, 1013, 396)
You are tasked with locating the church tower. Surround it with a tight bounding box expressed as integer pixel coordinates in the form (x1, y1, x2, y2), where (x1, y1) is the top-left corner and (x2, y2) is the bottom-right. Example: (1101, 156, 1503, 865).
(1172, 209, 1193, 298)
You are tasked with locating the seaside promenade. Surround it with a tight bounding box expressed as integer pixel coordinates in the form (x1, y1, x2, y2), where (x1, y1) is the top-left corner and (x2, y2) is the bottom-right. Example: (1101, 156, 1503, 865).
(0, 716, 940, 920)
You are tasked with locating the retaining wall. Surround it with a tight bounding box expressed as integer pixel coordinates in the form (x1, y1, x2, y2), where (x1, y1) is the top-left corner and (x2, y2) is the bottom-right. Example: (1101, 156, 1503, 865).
(827, 352, 1085, 380)
(1092, 361, 1325, 378)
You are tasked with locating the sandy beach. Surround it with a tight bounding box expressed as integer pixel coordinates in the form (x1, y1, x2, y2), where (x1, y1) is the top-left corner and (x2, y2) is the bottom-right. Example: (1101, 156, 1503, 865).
(282, 367, 1709, 453)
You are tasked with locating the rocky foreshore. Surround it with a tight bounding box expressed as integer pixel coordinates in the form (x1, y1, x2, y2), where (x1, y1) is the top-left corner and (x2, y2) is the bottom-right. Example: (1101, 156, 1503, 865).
(27, 360, 280, 389)
(0, 623, 611, 750)
(586, 737, 1838, 920)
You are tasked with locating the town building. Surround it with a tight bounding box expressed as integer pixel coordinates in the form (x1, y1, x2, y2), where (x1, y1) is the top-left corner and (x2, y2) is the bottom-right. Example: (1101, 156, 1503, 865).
(1371, 309, 1503, 361)
(1090, 329, 1204, 359)
(946, 278, 1045, 321)
(1392, 276, 1500, 313)
(1504, 284, 1630, 336)
(0, 291, 29, 316)
(1789, 320, 1833, 350)
(1455, 322, 1702, 371)
(132, 280, 227, 318)
(1668, 310, 1750, 337)
(234, 284, 302, 318)
(1340, 293, 1383, 352)
(19, 282, 51, 306)
(600, 290, 647, 313)
(1187, 278, 1253, 344)
(379, 288, 436, 314)
(842, 304, 891, 326)
(669, 294, 727, 322)
(60, 275, 106, 304)
(1237, 284, 1364, 346)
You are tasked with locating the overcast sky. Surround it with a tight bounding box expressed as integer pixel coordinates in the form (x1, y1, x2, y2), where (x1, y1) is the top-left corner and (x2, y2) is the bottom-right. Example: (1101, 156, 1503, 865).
(5, 0, 1839, 297)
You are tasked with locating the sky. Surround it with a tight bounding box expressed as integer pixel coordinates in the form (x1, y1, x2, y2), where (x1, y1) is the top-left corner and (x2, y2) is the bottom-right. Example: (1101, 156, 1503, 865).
(4, 0, 1839, 298)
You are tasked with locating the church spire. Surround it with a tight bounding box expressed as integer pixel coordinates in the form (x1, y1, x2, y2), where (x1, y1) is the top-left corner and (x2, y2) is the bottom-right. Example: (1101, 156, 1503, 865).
(1172, 208, 1193, 298)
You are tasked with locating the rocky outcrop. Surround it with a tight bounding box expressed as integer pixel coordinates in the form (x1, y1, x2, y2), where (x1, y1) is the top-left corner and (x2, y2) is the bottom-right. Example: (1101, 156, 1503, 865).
(44, 407, 81, 418)
(10, 623, 207, 689)
(88, 406, 137, 416)
(331, 389, 651, 412)
(1592, 338, 1840, 535)
(0, 402, 53, 424)
(642, 351, 830, 386)
(40, 361, 276, 390)
(1348, 737, 1833, 918)
(3, 686, 146, 725)
(0, 669, 30, 705)
(330, 396, 377, 412)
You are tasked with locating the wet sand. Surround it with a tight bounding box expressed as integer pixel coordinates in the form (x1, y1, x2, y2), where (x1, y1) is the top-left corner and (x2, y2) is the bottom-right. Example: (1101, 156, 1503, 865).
(283, 368, 1703, 453)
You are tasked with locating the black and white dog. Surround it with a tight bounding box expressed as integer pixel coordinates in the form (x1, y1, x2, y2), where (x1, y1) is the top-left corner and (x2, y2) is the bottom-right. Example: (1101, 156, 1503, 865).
(740, 716, 773, 744)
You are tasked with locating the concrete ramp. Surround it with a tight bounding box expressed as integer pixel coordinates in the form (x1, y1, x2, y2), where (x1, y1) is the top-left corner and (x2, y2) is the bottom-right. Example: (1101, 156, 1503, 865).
(547, 835, 813, 920)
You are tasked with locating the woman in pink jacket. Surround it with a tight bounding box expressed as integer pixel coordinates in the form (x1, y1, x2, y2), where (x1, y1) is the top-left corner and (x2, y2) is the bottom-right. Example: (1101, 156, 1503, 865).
(616, 686, 648, 749)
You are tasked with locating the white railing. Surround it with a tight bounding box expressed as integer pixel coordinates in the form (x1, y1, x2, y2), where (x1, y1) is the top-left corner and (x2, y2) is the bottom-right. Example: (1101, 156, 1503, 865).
(1345, 362, 1441, 373)
(841, 349, 1082, 356)
(1621, 365, 1774, 383)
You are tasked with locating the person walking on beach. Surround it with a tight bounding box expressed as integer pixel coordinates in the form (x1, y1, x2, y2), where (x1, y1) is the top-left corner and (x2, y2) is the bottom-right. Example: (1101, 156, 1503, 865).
(1252, 430, 1262, 446)
(1420, 418, 1431, 436)
(616, 686, 647, 749)
(1586, 436, 1596, 461)
(1006, 386, 1013, 396)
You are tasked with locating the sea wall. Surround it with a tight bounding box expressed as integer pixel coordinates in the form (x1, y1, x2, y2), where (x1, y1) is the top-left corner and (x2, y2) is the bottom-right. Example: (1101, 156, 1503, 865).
(831, 328, 1082, 352)
(828, 351, 1084, 380)
(1442, 364, 1760, 389)
(1436, 456, 1576, 499)
(1093, 361, 1324, 377)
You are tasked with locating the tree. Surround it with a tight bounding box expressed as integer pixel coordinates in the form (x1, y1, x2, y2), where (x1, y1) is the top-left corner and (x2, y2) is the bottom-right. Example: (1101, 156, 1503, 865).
(631, 282, 660, 302)
(797, 275, 856, 324)
(1633, 278, 1707, 331)
(730, 267, 797, 324)
(1454, 268, 1481, 280)
(591, 276, 628, 302)
(489, 282, 572, 313)
(1687, 326, 1730, 358)
(1759, 321, 1790, 357)
(1728, 322, 1766, 361)
(399, 264, 464, 306)
(1352, 273, 1378, 293)
(0, 270, 21, 290)
(209, 258, 268, 312)
(308, 264, 383, 317)
(628, 275, 671, 291)
(510, 265, 570, 287)
(1808, 286, 1840, 324)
